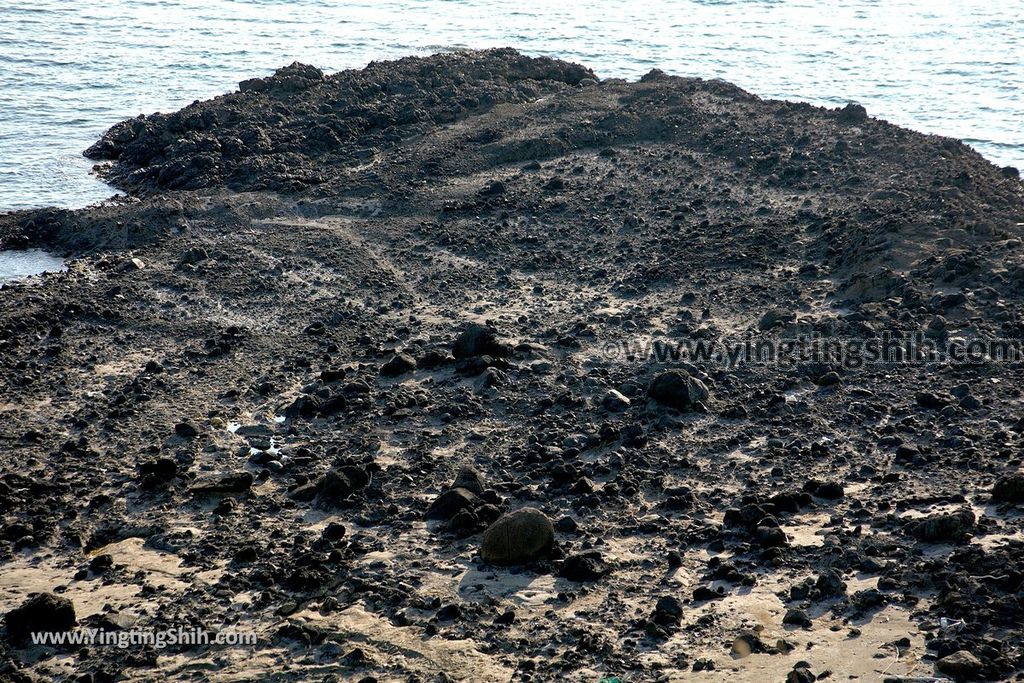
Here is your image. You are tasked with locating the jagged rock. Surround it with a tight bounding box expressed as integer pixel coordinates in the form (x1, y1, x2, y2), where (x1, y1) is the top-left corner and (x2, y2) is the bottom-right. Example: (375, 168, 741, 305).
(648, 370, 710, 410)
(936, 650, 983, 679)
(559, 551, 611, 582)
(426, 488, 479, 521)
(452, 323, 510, 358)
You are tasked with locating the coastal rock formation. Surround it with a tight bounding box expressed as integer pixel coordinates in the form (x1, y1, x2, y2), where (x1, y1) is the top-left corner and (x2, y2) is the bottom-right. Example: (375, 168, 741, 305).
(1, 48, 1023, 681)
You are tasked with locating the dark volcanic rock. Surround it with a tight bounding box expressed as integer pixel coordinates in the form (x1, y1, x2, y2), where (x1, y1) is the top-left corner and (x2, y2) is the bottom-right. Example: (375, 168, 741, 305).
(991, 472, 1024, 503)
(426, 487, 479, 521)
(85, 49, 595, 194)
(190, 471, 253, 495)
(452, 323, 510, 359)
(5, 593, 76, 642)
(559, 551, 611, 582)
(380, 352, 417, 377)
(910, 508, 976, 543)
(647, 370, 710, 410)
(6, 44, 1024, 683)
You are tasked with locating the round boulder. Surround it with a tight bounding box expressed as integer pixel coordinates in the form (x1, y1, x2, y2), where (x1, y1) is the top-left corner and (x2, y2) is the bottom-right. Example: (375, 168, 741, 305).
(480, 507, 554, 565)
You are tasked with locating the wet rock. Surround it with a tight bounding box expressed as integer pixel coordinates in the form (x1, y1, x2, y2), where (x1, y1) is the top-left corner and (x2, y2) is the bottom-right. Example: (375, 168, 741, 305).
(936, 650, 983, 679)
(559, 551, 611, 582)
(452, 323, 510, 359)
(910, 508, 975, 543)
(991, 472, 1024, 503)
(647, 369, 710, 410)
(380, 352, 417, 377)
(480, 507, 554, 565)
(5, 592, 76, 642)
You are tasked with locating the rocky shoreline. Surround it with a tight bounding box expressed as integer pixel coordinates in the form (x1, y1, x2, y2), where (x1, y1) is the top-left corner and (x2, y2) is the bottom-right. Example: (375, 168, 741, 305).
(1, 48, 1024, 682)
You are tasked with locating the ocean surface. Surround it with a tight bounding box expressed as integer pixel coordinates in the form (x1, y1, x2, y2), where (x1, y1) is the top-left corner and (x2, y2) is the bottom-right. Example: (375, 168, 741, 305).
(0, 0, 1021, 215)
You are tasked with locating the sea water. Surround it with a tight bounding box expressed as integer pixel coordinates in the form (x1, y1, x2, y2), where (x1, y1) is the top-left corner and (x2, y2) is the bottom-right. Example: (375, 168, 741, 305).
(0, 0, 1020, 213)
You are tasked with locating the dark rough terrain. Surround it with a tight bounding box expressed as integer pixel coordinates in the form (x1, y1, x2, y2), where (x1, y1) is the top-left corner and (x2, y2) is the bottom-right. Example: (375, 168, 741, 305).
(1, 48, 1024, 682)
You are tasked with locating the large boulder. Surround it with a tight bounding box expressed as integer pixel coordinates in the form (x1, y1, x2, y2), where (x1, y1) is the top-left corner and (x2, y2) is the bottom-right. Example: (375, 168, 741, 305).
(647, 370, 710, 410)
(5, 592, 76, 642)
(910, 508, 976, 543)
(480, 508, 554, 565)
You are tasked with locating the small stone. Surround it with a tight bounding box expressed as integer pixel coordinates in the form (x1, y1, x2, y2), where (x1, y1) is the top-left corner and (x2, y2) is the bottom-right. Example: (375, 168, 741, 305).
(89, 554, 114, 574)
(119, 257, 146, 272)
(480, 508, 554, 565)
(787, 665, 816, 683)
(936, 650, 983, 678)
(815, 371, 841, 386)
(190, 471, 253, 495)
(731, 631, 771, 657)
(652, 595, 683, 627)
(555, 516, 579, 533)
(602, 389, 631, 411)
(754, 524, 788, 548)
(837, 102, 868, 124)
(815, 569, 847, 598)
(807, 480, 844, 499)
(5, 592, 76, 642)
(758, 308, 795, 331)
(495, 610, 516, 626)
(916, 391, 951, 409)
